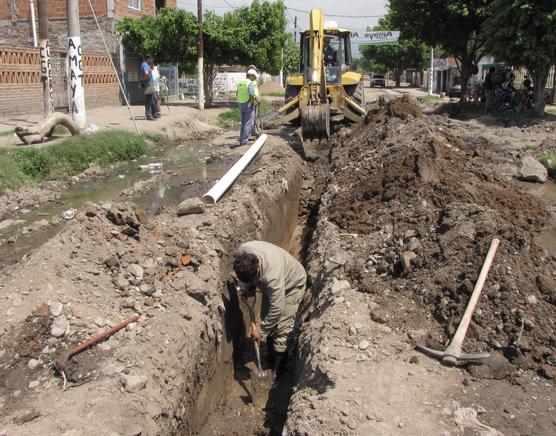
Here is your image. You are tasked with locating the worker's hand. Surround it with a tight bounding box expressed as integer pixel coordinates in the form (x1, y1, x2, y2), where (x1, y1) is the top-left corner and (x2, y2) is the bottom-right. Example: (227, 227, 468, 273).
(250, 323, 262, 343)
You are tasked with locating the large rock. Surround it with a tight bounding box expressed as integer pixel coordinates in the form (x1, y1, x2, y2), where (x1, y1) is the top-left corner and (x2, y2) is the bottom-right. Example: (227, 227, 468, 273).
(120, 374, 147, 393)
(177, 198, 205, 216)
(518, 156, 548, 183)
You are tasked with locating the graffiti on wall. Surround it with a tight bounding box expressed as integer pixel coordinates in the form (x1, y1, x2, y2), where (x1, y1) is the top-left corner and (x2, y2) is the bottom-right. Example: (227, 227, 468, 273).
(39, 39, 54, 114)
(68, 36, 86, 127)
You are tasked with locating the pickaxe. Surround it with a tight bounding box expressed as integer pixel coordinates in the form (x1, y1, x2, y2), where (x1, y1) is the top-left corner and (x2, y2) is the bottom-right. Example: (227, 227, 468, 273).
(416, 238, 500, 366)
(55, 315, 139, 380)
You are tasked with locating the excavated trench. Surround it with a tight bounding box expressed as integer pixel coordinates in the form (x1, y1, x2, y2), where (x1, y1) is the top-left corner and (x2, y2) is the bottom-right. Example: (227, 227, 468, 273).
(179, 135, 329, 435)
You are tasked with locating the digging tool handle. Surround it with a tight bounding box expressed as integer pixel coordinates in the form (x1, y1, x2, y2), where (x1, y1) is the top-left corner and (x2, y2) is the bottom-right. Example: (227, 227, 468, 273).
(67, 315, 139, 358)
(451, 238, 499, 347)
(254, 341, 263, 371)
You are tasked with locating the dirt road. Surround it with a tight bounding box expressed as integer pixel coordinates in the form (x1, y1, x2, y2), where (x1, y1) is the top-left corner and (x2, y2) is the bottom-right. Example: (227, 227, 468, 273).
(0, 95, 555, 435)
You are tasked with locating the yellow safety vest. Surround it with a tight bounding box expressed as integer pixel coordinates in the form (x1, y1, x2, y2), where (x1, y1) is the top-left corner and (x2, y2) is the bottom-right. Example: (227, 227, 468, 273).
(237, 78, 251, 104)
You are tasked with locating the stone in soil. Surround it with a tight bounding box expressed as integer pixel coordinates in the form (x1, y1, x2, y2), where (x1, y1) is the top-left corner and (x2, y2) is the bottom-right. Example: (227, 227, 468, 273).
(177, 197, 205, 216)
(50, 316, 69, 337)
(120, 374, 147, 393)
(49, 301, 63, 317)
(518, 156, 548, 183)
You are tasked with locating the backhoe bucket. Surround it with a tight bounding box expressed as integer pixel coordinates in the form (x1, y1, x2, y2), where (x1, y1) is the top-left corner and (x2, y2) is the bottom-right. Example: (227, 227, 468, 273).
(301, 104, 330, 140)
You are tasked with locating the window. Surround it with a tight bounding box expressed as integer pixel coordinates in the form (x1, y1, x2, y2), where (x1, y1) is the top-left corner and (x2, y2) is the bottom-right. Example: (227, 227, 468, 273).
(128, 0, 141, 10)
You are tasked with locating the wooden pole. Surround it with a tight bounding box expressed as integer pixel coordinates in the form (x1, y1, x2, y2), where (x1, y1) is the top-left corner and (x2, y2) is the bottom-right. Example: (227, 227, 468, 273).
(38, 0, 54, 116)
(197, 0, 205, 110)
(67, 0, 86, 128)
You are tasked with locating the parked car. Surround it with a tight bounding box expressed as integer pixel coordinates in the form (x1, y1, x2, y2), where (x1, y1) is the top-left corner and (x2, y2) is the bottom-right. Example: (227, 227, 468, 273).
(370, 73, 386, 87)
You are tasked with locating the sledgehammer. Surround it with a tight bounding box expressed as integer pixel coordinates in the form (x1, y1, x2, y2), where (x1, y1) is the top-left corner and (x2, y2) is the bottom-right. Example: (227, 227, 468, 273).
(416, 238, 500, 366)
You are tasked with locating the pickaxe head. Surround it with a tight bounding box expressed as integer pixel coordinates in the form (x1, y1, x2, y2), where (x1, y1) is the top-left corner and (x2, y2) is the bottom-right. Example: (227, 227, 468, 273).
(416, 344, 490, 366)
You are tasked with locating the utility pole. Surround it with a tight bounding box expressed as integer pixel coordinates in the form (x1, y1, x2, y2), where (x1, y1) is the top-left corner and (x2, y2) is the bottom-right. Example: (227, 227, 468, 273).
(197, 0, 205, 110)
(67, 0, 86, 129)
(38, 0, 53, 116)
(294, 16, 297, 43)
(428, 46, 434, 96)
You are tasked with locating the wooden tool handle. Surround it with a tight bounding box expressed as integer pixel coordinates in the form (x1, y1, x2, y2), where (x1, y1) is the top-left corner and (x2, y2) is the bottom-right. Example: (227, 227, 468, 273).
(452, 238, 500, 346)
(69, 315, 139, 358)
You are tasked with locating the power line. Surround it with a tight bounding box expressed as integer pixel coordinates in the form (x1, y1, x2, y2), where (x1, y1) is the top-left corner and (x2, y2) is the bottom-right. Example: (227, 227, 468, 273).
(220, 0, 238, 9)
(285, 5, 383, 19)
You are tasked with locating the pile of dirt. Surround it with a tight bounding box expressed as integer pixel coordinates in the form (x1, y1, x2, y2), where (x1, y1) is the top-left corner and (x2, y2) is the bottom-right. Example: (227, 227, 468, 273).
(259, 81, 284, 95)
(326, 97, 555, 377)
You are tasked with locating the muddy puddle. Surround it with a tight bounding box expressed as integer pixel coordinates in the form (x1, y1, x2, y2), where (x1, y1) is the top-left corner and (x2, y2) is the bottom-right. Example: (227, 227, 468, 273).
(0, 140, 231, 267)
(520, 180, 556, 256)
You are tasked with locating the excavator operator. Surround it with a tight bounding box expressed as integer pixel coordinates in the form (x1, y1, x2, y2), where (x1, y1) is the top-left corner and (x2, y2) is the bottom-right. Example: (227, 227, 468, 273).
(323, 37, 335, 66)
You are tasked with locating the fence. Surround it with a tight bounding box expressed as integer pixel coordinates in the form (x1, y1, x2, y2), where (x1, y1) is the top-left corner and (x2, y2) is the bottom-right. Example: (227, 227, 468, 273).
(178, 72, 246, 96)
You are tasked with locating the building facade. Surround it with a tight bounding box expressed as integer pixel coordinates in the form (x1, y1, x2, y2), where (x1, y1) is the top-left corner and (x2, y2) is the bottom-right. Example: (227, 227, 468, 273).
(0, 0, 176, 116)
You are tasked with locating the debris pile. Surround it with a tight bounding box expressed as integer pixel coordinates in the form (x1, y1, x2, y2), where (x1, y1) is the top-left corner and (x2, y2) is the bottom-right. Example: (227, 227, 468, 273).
(325, 98, 555, 376)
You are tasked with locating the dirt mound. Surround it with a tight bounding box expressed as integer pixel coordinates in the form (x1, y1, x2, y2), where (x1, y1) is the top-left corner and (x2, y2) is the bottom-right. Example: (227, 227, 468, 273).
(259, 81, 284, 94)
(367, 94, 423, 122)
(326, 100, 555, 377)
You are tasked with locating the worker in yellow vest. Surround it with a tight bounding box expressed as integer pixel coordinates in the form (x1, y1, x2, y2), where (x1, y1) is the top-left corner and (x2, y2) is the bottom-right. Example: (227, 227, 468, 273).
(236, 68, 259, 146)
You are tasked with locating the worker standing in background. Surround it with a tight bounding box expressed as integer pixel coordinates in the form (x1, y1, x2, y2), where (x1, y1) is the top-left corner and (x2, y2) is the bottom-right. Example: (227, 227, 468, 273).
(233, 241, 306, 378)
(236, 68, 259, 146)
(247, 65, 261, 139)
(483, 67, 496, 112)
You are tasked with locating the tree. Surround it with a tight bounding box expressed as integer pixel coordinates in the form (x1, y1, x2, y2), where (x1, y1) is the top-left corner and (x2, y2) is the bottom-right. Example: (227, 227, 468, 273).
(360, 16, 428, 87)
(389, 0, 491, 101)
(283, 33, 299, 78)
(117, 8, 198, 66)
(117, 1, 287, 105)
(485, 0, 556, 116)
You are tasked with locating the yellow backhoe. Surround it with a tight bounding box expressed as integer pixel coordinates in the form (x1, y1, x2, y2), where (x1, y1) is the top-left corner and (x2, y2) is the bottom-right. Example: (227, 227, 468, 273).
(277, 9, 366, 139)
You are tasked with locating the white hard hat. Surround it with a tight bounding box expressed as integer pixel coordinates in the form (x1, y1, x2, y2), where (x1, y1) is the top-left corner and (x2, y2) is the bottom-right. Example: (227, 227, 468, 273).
(247, 68, 259, 78)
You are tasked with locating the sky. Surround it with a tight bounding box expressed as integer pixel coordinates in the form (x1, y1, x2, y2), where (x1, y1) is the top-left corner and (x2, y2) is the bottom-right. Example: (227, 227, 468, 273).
(175, 0, 389, 33)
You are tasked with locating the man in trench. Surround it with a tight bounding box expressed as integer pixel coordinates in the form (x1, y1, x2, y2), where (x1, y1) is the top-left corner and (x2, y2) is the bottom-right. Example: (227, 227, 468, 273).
(233, 240, 306, 378)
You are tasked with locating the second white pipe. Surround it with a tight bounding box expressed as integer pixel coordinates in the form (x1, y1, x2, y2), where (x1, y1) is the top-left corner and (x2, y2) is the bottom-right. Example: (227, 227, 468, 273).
(202, 133, 268, 204)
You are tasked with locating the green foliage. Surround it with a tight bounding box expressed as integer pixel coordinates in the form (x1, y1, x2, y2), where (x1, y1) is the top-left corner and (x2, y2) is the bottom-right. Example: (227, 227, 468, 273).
(283, 33, 299, 77)
(117, 2, 288, 94)
(361, 22, 426, 82)
(0, 132, 147, 193)
(217, 100, 273, 125)
(389, 0, 491, 99)
(117, 8, 198, 65)
(538, 153, 555, 171)
(360, 15, 428, 85)
(485, 0, 556, 116)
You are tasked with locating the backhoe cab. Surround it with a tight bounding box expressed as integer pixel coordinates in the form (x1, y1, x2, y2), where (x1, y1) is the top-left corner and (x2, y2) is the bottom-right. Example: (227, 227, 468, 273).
(277, 9, 366, 140)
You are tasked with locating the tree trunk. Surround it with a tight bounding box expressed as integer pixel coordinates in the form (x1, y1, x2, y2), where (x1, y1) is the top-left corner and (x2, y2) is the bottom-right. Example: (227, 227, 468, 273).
(203, 64, 217, 106)
(15, 112, 82, 145)
(531, 67, 548, 117)
(459, 58, 472, 103)
(395, 69, 402, 87)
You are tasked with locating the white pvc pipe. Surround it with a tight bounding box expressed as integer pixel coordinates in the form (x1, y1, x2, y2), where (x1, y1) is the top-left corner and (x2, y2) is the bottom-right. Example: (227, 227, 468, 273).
(202, 134, 268, 204)
(30, 0, 38, 48)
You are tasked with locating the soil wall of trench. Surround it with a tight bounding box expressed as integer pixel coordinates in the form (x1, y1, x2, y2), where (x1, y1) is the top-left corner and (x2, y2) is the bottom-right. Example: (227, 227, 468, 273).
(0, 134, 303, 435)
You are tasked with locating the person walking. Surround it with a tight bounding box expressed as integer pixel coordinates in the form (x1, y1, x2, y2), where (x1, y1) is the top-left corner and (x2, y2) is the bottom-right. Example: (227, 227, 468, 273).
(236, 68, 259, 146)
(483, 67, 496, 112)
(141, 55, 156, 121)
(233, 240, 306, 378)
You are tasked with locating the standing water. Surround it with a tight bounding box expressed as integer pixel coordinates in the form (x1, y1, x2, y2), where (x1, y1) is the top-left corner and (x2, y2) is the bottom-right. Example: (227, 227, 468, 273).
(0, 140, 232, 267)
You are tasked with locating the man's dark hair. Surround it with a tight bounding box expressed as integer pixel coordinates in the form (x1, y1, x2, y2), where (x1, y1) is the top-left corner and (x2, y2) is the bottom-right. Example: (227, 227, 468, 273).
(144, 54, 152, 61)
(233, 253, 259, 283)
